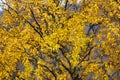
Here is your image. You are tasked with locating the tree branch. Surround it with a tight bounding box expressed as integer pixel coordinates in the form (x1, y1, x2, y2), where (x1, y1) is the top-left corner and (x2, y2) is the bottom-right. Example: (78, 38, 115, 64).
(59, 47, 72, 70)
(65, 0, 68, 10)
(29, 8, 41, 29)
(3, 2, 43, 38)
(77, 46, 94, 66)
(40, 64, 57, 80)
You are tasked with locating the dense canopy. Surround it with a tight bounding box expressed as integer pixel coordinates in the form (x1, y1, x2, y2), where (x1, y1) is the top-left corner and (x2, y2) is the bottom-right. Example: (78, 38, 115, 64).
(0, 0, 120, 80)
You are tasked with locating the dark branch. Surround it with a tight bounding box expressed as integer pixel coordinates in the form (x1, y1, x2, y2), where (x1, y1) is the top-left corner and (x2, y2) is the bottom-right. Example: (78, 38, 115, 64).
(77, 46, 94, 66)
(40, 64, 57, 80)
(29, 8, 41, 29)
(65, 0, 68, 10)
(59, 47, 72, 70)
(3, 3, 43, 38)
(60, 60, 73, 80)
(87, 23, 101, 36)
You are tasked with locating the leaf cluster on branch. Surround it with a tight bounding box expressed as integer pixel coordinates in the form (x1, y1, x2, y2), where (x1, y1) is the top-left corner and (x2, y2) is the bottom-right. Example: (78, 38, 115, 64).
(0, 0, 120, 80)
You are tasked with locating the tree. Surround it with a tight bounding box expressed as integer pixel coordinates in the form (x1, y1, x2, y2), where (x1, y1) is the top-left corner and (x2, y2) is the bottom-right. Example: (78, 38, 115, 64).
(0, 0, 120, 80)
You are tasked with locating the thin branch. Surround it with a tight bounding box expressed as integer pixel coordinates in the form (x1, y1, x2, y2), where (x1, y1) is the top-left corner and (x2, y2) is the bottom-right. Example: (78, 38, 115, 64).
(60, 60, 73, 80)
(3, 2, 43, 38)
(29, 8, 41, 29)
(65, 0, 68, 10)
(87, 23, 101, 36)
(40, 64, 57, 80)
(59, 47, 72, 70)
(77, 46, 94, 66)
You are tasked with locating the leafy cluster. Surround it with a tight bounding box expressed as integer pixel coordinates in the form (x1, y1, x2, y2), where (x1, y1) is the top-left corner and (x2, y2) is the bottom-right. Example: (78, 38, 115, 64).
(0, 0, 120, 80)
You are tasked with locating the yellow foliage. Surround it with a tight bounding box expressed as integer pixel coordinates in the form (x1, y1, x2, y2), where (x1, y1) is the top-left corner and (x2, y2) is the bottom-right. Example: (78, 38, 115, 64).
(0, 0, 120, 79)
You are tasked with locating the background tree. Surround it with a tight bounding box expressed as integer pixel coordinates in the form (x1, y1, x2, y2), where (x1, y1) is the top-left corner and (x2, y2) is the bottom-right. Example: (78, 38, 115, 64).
(0, 0, 120, 80)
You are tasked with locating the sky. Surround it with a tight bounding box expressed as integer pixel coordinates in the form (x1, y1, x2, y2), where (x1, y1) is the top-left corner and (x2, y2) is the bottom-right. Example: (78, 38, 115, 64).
(0, 0, 3, 11)
(0, 7, 2, 11)
(0, 0, 5, 11)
